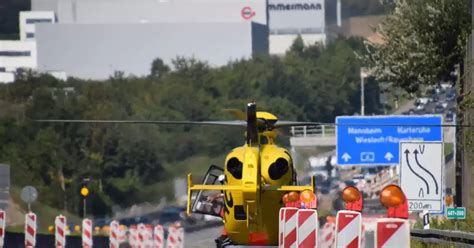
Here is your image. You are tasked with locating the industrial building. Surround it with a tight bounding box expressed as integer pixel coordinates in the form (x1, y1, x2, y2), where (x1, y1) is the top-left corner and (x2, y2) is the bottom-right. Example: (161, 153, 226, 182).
(19, 11, 56, 41)
(268, 0, 327, 54)
(30, 0, 269, 79)
(0, 0, 334, 81)
(0, 40, 37, 83)
(36, 22, 268, 79)
(32, 0, 267, 25)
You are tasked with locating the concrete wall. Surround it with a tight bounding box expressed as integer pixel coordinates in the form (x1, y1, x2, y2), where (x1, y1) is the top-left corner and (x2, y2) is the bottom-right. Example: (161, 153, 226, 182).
(36, 22, 267, 79)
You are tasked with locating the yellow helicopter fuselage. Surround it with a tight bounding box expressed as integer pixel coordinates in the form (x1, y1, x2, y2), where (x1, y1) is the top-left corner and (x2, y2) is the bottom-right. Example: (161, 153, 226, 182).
(187, 129, 314, 246)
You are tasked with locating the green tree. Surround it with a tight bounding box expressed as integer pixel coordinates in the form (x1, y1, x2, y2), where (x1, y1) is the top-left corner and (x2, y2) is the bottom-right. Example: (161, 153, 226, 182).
(150, 58, 170, 79)
(367, 0, 471, 92)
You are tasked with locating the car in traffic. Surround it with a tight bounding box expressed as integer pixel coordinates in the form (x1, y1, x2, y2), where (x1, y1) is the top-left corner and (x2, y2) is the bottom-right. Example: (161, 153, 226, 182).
(445, 111, 454, 122)
(446, 92, 456, 102)
(415, 98, 429, 106)
(352, 174, 365, 185)
(433, 104, 444, 114)
(429, 95, 439, 103)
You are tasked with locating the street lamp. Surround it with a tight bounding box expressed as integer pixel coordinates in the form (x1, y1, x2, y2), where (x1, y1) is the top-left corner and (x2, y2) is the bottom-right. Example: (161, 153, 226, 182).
(360, 67, 372, 116)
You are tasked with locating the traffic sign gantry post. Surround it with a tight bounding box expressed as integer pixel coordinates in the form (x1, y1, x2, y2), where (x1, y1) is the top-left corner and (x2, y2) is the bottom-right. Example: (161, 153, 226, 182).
(336, 115, 442, 166)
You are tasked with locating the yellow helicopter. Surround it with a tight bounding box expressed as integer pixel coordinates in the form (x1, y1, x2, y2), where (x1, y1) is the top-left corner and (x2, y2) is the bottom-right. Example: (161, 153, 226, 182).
(37, 102, 320, 246)
(186, 102, 317, 246)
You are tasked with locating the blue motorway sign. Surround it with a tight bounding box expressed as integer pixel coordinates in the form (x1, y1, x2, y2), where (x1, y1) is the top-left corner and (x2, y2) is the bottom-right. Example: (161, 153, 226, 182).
(336, 115, 443, 166)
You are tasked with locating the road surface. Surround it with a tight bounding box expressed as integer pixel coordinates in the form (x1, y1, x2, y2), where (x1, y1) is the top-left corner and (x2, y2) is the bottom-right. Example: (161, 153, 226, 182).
(185, 225, 375, 248)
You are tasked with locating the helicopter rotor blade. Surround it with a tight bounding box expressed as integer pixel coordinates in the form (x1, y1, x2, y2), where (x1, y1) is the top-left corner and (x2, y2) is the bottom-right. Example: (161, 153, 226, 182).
(274, 121, 324, 128)
(34, 119, 247, 127)
(34, 119, 473, 128)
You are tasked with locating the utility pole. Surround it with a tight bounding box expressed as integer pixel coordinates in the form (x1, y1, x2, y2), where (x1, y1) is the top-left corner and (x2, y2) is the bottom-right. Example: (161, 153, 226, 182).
(455, 62, 464, 207)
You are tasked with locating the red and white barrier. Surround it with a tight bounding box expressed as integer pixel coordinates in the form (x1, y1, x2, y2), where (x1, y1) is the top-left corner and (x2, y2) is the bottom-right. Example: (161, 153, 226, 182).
(335, 210, 362, 248)
(320, 222, 335, 248)
(374, 218, 410, 248)
(297, 209, 318, 247)
(145, 224, 154, 247)
(128, 225, 139, 248)
(0, 210, 5, 247)
(82, 218, 93, 248)
(278, 207, 298, 248)
(109, 220, 120, 248)
(167, 226, 179, 248)
(55, 215, 67, 247)
(118, 225, 127, 244)
(25, 212, 37, 248)
(166, 225, 184, 248)
(154, 225, 164, 248)
(137, 223, 145, 246)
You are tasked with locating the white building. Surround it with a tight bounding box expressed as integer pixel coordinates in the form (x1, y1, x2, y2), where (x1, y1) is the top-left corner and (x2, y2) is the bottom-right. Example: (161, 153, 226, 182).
(0, 41, 37, 83)
(0, 40, 37, 77)
(19, 11, 56, 41)
(32, 0, 267, 25)
(268, 0, 327, 54)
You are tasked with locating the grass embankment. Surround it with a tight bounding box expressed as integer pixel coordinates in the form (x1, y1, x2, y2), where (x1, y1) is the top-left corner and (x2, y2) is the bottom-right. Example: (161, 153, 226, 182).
(411, 240, 456, 248)
(412, 209, 474, 232)
(7, 187, 82, 234)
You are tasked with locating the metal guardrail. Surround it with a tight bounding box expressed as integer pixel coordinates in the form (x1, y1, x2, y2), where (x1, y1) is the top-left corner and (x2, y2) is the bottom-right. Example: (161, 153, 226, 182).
(411, 229, 474, 246)
(290, 125, 335, 137)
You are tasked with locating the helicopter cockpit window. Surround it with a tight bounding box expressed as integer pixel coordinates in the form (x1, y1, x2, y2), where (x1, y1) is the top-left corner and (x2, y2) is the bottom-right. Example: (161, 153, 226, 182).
(190, 165, 225, 217)
(227, 158, 243, 179)
(268, 158, 289, 180)
(259, 135, 268, 145)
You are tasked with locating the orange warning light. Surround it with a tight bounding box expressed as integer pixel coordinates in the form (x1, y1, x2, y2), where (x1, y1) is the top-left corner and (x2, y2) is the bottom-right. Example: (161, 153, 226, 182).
(300, 190, 315, 203)
(342, 186, 361, 203)
(380, 184, 405, 208)
(288, 192, 299, 202)
(282, 193, 290, 204)
(446, 195, 453, 206)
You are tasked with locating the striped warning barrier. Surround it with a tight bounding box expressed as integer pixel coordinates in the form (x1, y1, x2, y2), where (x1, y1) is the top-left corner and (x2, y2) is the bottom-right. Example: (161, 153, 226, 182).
(297, 209, 318, 247)
(118, 225, 127, 244)
(154, 225, 164, 248)
(128, 225, 139, 248)
(335, 210, 362, 248)
(144, 224, 153, 247)
(375, 218, 410, 248)
(25, 212, 37, 248)
(82, 218, 93, 248)
(138, 223, 147, 247)
(278, 207, 298, 248)
(109, 220, 120, 248)
(0, 210, 4, 247)
(167, 226, 178, 248)
(55, 215, 67, 248)
(320, 222, 335, 248)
